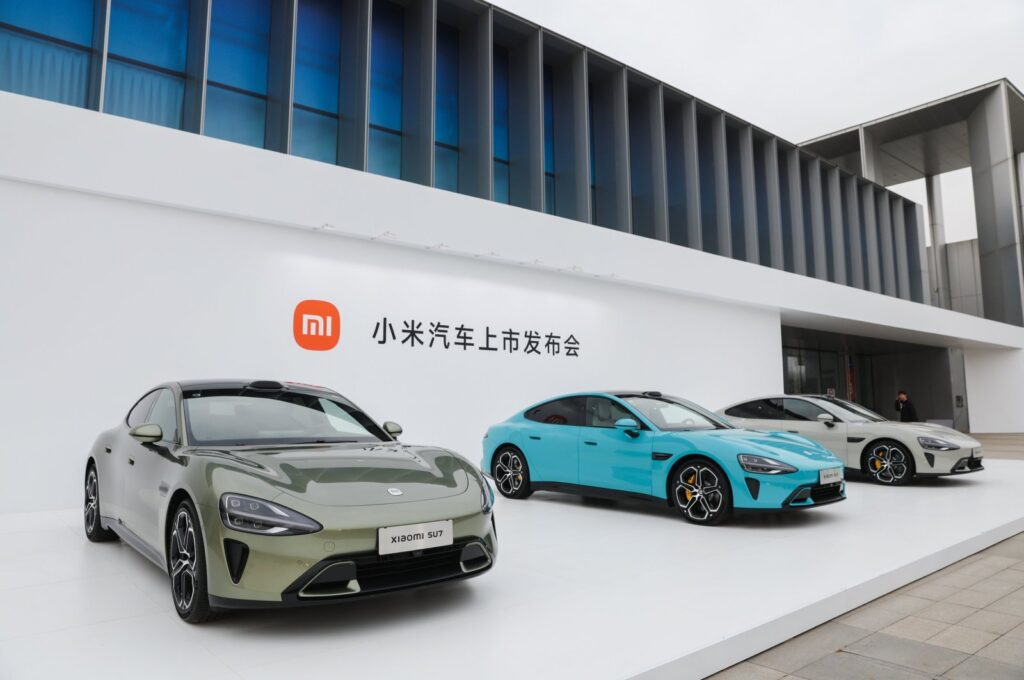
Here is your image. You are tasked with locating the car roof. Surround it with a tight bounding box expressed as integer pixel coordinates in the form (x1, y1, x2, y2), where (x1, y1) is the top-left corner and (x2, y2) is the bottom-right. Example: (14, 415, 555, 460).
(174, 379, 340, 396)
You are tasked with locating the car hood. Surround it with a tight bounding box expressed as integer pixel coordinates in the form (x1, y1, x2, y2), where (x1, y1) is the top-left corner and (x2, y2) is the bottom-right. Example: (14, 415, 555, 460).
(192, 442, 476, 507)
(865, 421, 981, 447)
(671, 428, 841, 466)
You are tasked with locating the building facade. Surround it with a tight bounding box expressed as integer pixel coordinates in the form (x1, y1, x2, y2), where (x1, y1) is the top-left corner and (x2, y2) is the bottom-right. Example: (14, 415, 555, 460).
(2, 1, 1024, 514)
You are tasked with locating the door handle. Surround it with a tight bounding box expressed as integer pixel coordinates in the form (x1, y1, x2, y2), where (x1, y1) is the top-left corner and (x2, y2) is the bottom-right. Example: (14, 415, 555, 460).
(128, 458, 135, 466)
(104, 447, 112, 454)
(529, 435, 541, 440)
(583, 441, 597, 446)
(786, 430, 798, 434)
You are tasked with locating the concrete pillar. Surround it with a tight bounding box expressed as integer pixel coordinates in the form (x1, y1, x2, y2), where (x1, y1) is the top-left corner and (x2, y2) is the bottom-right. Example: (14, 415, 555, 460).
(712, 112, 732, 257)
(908, 203, 931, 304)
(787, 147, 807, 276)
(402, 0, 437, 186)
(926, 174, 951, 308)
(266, 0, 298, 154)
(649, 85, 669, 241)
(876, 191, 897, 296)
(828, 167, 847, 284)
(859, 125, 884, 184)
(507, 27, 544, 211)
(861, 184, 882, 293)
(739, 126, 759, 264)
(844, 175, 865, 289)
(337, 0, 371, 171)
(968, 82, 1024, 326)
(807, 158, 828, 280)
(764, 137, 784, 269)
(891, 197, 912, 300)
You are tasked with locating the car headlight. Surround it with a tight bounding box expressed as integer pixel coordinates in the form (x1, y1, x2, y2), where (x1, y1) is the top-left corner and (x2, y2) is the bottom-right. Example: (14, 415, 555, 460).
(738, 454, 797, 475)
(918, 436, 960, 451)
(481, 477, 495, 514)
(220, 493, 322, 536)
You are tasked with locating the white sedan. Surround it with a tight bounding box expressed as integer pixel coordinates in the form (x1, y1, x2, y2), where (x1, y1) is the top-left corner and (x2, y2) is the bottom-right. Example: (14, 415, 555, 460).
(717, 395, 983, 485)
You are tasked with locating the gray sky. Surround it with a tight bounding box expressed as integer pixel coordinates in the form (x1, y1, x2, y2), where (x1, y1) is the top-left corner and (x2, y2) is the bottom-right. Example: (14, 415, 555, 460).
(491, 0, 1024, 242)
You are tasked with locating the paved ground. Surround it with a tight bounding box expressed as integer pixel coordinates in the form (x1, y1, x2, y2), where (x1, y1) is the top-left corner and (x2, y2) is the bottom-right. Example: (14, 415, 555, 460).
(711, 435, 1024, 680)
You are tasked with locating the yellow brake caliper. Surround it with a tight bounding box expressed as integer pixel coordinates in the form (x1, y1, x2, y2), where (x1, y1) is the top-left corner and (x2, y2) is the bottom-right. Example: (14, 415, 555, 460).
(872, 449, 886, 470)
(685, 473, 696, 502)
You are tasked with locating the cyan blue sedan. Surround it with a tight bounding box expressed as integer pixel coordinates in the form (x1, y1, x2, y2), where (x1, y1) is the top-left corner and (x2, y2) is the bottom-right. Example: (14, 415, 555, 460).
(482, 391, 846, 525)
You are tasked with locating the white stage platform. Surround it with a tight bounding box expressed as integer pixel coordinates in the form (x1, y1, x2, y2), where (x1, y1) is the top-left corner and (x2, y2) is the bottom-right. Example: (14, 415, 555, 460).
(2, 461, 1024, 680)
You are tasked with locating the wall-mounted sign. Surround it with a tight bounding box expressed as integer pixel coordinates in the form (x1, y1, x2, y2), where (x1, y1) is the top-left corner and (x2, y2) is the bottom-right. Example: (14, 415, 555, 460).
(372, 317, 580, 358)
(293, 300, 341, 351)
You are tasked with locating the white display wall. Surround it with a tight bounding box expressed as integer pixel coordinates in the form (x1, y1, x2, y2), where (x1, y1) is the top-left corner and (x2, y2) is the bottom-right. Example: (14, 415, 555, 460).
(0, 180, 783, 512)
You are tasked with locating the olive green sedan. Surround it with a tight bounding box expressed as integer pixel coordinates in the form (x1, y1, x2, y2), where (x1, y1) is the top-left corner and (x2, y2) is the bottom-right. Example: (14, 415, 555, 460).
(83, 380, 496, 623)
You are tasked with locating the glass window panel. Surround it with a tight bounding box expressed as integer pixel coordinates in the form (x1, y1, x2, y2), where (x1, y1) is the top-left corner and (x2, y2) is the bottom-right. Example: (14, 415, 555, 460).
(435, 144, 458, 192)
(294, 0, 341, 113)
(108, 0, 189, 72)
(493, 45, 509, 162)
(368, 127, 401, 179)
(0, 0, 94, 46)
(543, 65, 554, 174)
(0, 27, 89, 106)
(494, 161, 509, 204)
(293, 107, 338, 163)
(369, 0, 403, 132)
(544, 173, 555, 215)
(435, 22, 458, 148)
(205, 84, 266, 147)
(104, 60, 184, 128)
(208, 0, 271, 94)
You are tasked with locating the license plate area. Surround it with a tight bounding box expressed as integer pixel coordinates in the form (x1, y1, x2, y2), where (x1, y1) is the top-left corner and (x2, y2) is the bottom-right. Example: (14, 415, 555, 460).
(378, 520, 453, 556)
(819, 467, 843, 485)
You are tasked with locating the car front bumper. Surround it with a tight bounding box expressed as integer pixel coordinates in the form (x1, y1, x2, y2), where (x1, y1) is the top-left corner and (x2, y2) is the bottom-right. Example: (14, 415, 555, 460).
(917, 446, 984, 476)
(733, 466, 847, 510)
(196, 501, 496, 608)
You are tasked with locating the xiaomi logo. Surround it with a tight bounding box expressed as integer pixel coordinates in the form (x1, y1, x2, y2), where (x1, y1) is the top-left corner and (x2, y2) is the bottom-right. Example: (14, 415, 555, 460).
(293, 300, 340, 351)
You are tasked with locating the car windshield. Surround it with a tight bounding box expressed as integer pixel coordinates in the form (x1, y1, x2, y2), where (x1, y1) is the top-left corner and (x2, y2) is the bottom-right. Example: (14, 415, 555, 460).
(620, 395, 732, 431)
(183, 389, 389, 446)
(814, 397, 888, 423)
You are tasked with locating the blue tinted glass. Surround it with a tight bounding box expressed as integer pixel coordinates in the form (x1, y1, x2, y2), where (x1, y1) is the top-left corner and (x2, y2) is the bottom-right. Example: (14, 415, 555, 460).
(104, 60, 184, 128)
(493, 45, 509, 162)
(205, 84, 266, 147)
(543, 65, 554, 174)
(0, 0, 94, 46)
(208, 0, 270, 94)
(369, 0, 403, 131)
(435, 23, 458, 147)
(544, 173, 555, 214)
(294, 0, 340, 113)
(108, 0, 188, 72)
(293, 107, 338, 163)
(0, 27, 89, 106)
(494, 161, 509, 204)
(368, 127, 401, 178)
(435, 144, 458, 192)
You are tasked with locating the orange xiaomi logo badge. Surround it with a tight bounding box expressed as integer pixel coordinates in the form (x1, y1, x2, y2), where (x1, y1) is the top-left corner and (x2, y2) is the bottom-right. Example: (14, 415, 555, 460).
(293, 300, 340, 351)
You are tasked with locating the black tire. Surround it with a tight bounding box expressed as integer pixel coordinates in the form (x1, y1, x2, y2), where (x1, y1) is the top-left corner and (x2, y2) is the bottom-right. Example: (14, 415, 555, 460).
(491, 446, 533, 499)
(669, 457, 733, 526)
(863, 439, 916, 486)
(168, 499, 217, 623)
(84, 465, 118, 542)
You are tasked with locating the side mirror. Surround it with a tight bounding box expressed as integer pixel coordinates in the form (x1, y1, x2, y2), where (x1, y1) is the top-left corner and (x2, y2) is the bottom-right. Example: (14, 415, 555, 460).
(130, 423, 163, 443)
(817, 413, 836, 428)
(383, 421, 403, 437)
(614, 418, 640, 437)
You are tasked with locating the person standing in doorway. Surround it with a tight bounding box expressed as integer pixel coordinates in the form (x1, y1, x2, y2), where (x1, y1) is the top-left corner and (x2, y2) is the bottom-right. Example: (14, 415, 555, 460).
(894, 390, 919, 422)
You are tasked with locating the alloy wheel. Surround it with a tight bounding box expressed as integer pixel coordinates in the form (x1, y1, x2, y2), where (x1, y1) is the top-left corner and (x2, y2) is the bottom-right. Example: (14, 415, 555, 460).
(674, 463, 724, 522)
(169, 508, 198, 613)
(867, 443, 909, 484)
(494, 450, 524, 496)
(84, 469, 98, 533)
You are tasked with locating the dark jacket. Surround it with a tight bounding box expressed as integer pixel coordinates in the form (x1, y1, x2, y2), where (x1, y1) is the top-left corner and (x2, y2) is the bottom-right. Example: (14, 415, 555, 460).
(894, 399, 919, 422)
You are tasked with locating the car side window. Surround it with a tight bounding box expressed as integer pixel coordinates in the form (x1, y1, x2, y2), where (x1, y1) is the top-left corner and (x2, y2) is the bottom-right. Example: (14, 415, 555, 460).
(126, 391, 158, 428)
(726, 399, 785, 420)
(783, 398, 828, 421)
(148, 389, 180, 443)
(524, 398, 584, 426)
(584, 397, 636, 428)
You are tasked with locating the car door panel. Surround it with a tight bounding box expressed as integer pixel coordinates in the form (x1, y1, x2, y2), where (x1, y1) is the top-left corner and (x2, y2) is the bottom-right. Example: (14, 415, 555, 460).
(579, 397, 654, 495)
(125, 388, 180, 550)
(520, 397, 585, 485)
(781, 399, 849, 465)
(106, 391, 159, 525)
